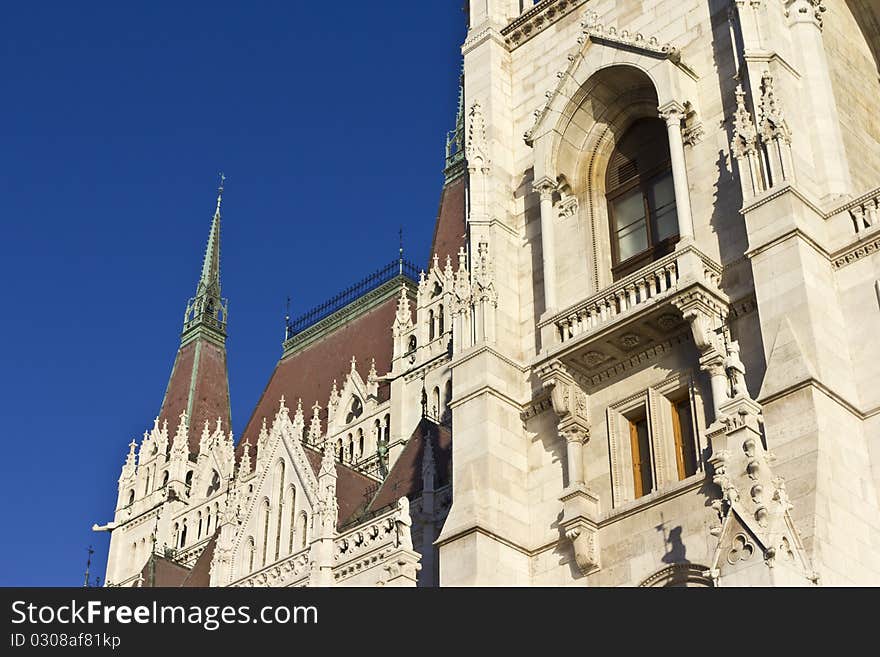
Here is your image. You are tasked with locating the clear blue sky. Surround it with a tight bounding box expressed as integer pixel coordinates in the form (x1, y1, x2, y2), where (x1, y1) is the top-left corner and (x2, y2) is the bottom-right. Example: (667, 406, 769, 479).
(0, 1, 466, 586)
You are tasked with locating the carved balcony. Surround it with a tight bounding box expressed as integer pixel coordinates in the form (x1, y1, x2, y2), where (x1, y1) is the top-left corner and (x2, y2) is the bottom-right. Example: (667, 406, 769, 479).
(537, 244, 727, 387)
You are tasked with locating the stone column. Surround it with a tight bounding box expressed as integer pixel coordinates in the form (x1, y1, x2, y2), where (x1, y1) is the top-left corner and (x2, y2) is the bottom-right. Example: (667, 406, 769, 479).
(533, 177, 558, 312)
(538, 360, 600, 576)
(659, 102, 695, 243)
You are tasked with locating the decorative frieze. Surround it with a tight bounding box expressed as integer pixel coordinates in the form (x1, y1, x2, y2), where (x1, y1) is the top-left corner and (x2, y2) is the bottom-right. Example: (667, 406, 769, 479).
(502, 0, 586, 50)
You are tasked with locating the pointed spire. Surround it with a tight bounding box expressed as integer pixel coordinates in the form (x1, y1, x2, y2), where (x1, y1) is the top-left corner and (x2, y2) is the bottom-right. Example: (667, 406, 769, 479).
(182, 175, 229, 339)
(198, 173, 224, 298)
(308, 402, 323, 442)
(238, 438, 252, 480)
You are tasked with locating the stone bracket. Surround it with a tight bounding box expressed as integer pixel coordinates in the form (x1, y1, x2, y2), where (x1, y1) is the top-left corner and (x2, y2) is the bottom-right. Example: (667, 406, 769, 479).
(559, 484, 601, 576)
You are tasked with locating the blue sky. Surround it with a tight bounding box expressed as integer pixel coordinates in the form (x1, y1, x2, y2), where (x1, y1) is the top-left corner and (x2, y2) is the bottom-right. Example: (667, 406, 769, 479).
(0, 1, 465, 586)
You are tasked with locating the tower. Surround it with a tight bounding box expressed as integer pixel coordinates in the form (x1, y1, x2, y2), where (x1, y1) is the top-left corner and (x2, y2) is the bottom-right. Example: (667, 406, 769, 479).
(97, 181, 233, 587)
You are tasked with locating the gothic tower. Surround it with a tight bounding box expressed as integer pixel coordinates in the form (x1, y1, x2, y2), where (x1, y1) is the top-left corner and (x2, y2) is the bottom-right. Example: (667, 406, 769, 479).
(97, 183, 233, 586)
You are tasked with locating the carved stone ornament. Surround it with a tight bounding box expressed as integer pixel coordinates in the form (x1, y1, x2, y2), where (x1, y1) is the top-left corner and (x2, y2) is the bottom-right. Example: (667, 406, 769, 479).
(540, 361, 590, 444)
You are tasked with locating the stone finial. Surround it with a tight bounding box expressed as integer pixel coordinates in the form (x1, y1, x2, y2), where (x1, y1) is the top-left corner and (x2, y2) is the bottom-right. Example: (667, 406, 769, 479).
(308, 402, 322, 442)
(238, 438, 252, 481)
(199, 419, 212, 455)
(465, 101, 489, 167)
(731, 85, 757, 159)
(758, 72, 791, 144)
(171, 411, 189, 458)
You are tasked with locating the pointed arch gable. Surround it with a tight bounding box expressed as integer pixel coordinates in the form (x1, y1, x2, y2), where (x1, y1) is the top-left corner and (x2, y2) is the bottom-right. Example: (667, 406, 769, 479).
(526, 27, 698, 186)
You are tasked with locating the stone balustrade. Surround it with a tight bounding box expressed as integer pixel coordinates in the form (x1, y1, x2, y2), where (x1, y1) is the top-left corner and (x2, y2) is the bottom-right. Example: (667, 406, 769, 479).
(543, 245, 723, 347)
(838, 187, 880, 235)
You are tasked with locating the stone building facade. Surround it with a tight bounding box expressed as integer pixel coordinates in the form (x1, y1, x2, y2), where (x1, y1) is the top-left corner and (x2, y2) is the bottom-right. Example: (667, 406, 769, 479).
(96, 0, 880, 586)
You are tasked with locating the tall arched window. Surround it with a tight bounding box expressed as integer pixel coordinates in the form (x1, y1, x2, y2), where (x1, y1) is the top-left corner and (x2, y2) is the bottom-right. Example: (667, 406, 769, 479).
(299, 512, 309, 549)
(144, 469, 152, 496)
(335, 438, 343, 460)
(260, 499, 270, 567)
(127, 489, 135, 507)
(383, 414, 391, 443)
(288, 486, 297, 554)
(357, 428, 364, 460)
(606, 118, 679, 279)
(432, 386, 440, 419)
(161, 470, 169, 488)
(438, 304, 445, 335)
(428, 309, 435, 341)
(197, 511, 203, 539)
(205, 507, 212, 536)
(274, 462, 285, 561)
(245, 537, 255, 575)
(180, 519, 188, 548)
(347, 435, 354, 462)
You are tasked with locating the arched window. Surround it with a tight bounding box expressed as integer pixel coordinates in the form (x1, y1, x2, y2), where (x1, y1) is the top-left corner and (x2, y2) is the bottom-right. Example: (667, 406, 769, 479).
(245, 537, 255, 575)
(205, 507, 212, 536)
(383, 414, 391, 443)
(172, 523, 179, 548)
(161, 471, 169, 488)
(288, 486, 297, 554)
(335, 438, 342, 460)
(407, 335, 417, 354)
(444, 379, 452, 419)
(260, 499, 270, 567)
(347, 435, 354, 462)
(184, 470, 193, 496)
(274, 462, 285, 561)
(144, 469, 152, 496)
(127, 489, 135, 507)
(606, 118, 678, 279)
(357, 428, 364, 460)
(197, 511, 203, 539)
(428, 309, 435, 341)
(432, 386, 440, 419)
(438, 304, 445, 335)
(180, 519, 188, 548)
(299, 512, 308, 549)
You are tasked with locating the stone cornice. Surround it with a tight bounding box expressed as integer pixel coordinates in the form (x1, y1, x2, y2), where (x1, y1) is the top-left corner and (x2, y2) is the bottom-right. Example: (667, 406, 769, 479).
(502, 0, 587, 50)
(830, 231, 880, 269)
(759, 375, 878, 420)
(740, 182, 825, 218)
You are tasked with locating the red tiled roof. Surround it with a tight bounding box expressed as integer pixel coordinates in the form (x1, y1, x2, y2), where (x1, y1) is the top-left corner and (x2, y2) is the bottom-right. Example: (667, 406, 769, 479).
(138, 553, 191, 588)
(180, 533, 217, 587)
(158, 338, 232, 456)
(236, 295, 398, 455)
(367, 418, 451, 514)
(428, 176, 466, 268)
(301, 447, 380, 529)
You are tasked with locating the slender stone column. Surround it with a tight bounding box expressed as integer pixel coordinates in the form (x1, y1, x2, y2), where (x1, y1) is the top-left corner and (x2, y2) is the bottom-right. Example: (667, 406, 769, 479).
(533, 177, 558, 311)
(564, 431, 586, 487)
(659, 102, 695, 242)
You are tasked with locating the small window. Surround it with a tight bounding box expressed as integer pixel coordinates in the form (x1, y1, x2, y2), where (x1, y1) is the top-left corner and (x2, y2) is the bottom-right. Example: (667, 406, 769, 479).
(671, 397, 698, 480)
(627, 410, 653, 499)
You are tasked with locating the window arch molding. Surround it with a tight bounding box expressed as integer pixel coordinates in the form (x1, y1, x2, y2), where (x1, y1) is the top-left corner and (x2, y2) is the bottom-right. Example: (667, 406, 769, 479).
(528, 50, 698, 297)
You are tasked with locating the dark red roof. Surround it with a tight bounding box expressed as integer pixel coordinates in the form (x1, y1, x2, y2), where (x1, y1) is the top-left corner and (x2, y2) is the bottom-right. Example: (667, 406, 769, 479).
(180, 533, 217, 587)
(237, 295, 398, 454)
(138, 553, 191, 587)
(158, 337, 232, 456)
(301, 447, 380, 529)
(428, 176, 466, 268)
(367, 418, 451, 514)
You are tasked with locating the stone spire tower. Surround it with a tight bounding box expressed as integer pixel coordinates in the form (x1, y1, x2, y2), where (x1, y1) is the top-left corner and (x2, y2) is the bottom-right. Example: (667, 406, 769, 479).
(156, 178, 232, 456)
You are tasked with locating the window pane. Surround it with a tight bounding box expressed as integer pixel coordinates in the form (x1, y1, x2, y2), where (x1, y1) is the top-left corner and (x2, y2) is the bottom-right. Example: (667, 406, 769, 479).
(613, 192, 648, 261)
(649, 174, 678, 242)
(630, 417, 653, 498)
(673, 399, 698, 479)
